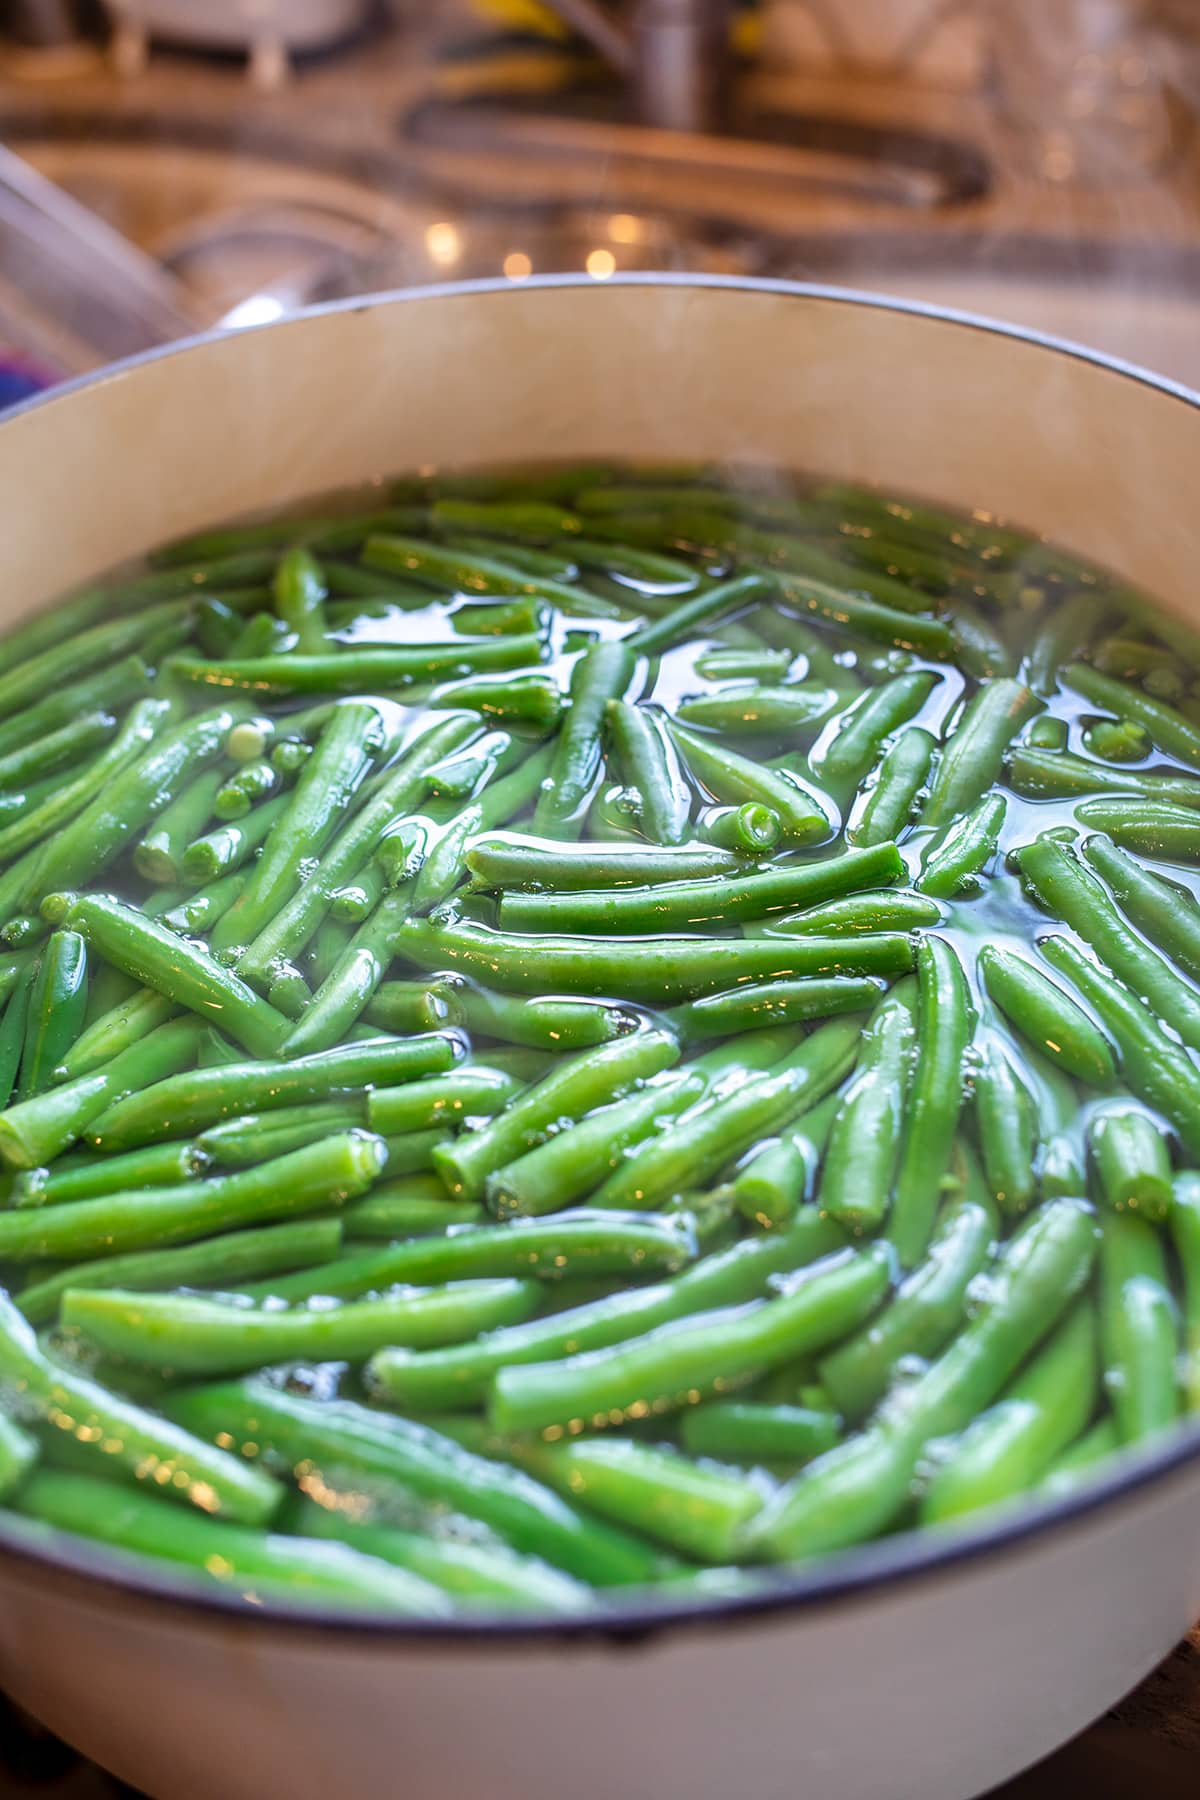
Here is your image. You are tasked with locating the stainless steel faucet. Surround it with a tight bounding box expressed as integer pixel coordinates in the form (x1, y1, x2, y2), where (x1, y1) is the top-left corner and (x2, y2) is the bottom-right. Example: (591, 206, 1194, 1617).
(538, 0, 733, 133)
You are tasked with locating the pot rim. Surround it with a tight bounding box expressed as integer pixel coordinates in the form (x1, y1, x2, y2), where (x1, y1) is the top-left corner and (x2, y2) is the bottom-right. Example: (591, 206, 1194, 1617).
(3, 271, 1199, 1649)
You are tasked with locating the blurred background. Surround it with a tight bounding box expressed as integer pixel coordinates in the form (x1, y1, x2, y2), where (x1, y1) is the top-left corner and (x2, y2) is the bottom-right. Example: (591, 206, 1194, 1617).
(0, 0, 1199, 401)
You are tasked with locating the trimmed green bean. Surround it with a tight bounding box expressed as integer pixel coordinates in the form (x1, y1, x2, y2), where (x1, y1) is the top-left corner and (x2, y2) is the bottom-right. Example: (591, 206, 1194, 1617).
(533, 641, 635, 839)
(17, 931, 88, 1101)
(920, 1301, 1099, 1523)
(819, 983, 914, 1232)
(466, 836, 741, 890)
(1014, 835, 1200, 1051)
(974, 1036, 1038, 1218)
(166, 1380, 663, 1585)
(977, 943, 1116, 1087)
(12, 1139, 204, 1210)
(920, 679, 1042, 828)
(848, 726, 935, 847)
(1062, 661, 1200, 770)
(890, 936, 973, 1267)
(1081, 836, 1200, 984)
(1073, 798, 1200, 862)
(1099, 1209, 1180, 1442)
(1090, 1105, 1173, 1221)
(1007, 745, 1200, 808)
(489, 1243, 889, 1437)
(918, 792, 1006, 897)
(668, 720, 830, 845)
(16, 1219, 343, 1327)
(812, 672, 937, 793)
(0, 1293, 280, 1524)
(605, 700, 691, 845)
(396, 916, 915, 1006)
(0, 1131, 383, 1261)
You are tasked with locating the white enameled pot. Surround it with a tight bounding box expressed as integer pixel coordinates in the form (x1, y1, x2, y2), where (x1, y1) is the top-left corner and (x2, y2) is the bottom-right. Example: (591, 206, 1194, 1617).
(0, 278, 1196, 1800)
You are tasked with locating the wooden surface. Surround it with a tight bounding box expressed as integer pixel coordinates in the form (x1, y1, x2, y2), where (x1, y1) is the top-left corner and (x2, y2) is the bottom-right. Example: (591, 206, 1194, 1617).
(991, 1625, 1200, 1797)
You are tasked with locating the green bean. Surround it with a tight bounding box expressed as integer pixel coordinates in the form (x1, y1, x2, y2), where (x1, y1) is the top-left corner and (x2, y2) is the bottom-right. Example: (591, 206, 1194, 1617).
(289, 1499, 588, 1611)
(213, 760, 280, 821)
(196, 1101, 363, 1167)
(769, 573, 954, 659)
(484, 1073, 705, 1219)
(1025, 593, 1114, 695)
(245, 1209, 693, 1306)
(668, 720, 830, 845)
(1062, 661, 1200, 770)
(446, 983, 632, 1050)
(1007, 745, 1200, 808)
(590, 1020, 862, 1214)
(429, 673, 563, 730)
(17, 932, 88, 1102)
(0, 960, 34, 1113)
(235, 716, 476, 990)
(1169, 1173, 1200, 1410)
(605, 700, 691, 845)
(398, 915, 914, 1006)
(1026, 716, 1068, 752)
(848, 727, 935, 847)
(679, 1401, 839, 1467)
(1081, 836, 1200, 985)
(625, 573, 772, 656)
(977, 943, 1116, 1086)
(819, 984, 914, 1232)
(917, 792, 1006, 897)
(496, 841, 902, 935)
(890, 936, 973, 1267)
(0, 1130, 382, 1262)
(0, 1017, 203, 1169)
(530, 641, 633, 839)
(490, 1243, 888, 1437)
(12, 1141, 202, 1215)
(161, 869, 250, 938)
(63, 1275, 540, 1378)
(180, 793, 288, 886)
(0, 602, 185, 719)
(1040, 935, 1200, 1158)
(0, 1294, 280, 1524)
(0, 655, 150, 764)
(1084, 718, 1152, 764)
(359, 979, 449, 1037)
(517, 1435, 764, 1564)
(211, 703, 383, 960)
(55, 989, 174, 1086)
(732, 1093, 840, 1228)
(920, 1301, 1099, 1523)
(749, 1197, 1097, 1559)
(369, 1210, 844, 1415)
(698, 802, 782, 854)
(158, 509, 427, 566)
(1040, 1417, 1121, 1499)
(365, 1067, 524, 1138)
(819, 1154, 998, 1420)
(133, 769, 225, 886)
(431, 1029, 679, 1201)
(51, 892, 289, 1061)
(166, 1380, 662, 1585)
(1073, 798, 1200, 862)
(466, 836, 741, 890)
(363, 533, 623, 621)
(974, 1036, 1038, 1217)
(1099, 1209, 1180, 1442)
(765, 889, 942, 936)
(372, 1129, 446, 1175)
(280, 891, 418, 1060)
(950, 604, 1015, 679)
(921, 679, 1042, 829)
(16, 1219, 343, 1327)
(13, 1471, 448, 1613)
(271, 548, 328, 654)
(666, 976, 881, 1046)
(87, 1031, 455, 1154)
(169, 633, 544, 697)
(0, 711, 115, 793)
(812, 673, 937, 793)
(1090, 1105, 1173, 1221)
(1014, 836, 1200, 1051)
(450, 596, 554, 637)
(423, 730, 519, 802)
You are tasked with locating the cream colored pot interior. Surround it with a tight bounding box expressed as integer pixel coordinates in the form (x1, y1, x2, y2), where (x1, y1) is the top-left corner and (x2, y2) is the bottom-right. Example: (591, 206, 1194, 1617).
(5, 280, 1198, 630)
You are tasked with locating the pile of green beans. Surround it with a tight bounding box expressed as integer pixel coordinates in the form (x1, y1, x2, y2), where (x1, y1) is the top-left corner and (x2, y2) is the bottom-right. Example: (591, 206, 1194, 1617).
(0, 462, 1196, 1619)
